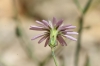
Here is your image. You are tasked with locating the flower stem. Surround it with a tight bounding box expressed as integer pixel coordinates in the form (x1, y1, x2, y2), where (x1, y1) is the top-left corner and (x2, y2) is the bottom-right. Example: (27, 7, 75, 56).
(51, 48, 58, 66)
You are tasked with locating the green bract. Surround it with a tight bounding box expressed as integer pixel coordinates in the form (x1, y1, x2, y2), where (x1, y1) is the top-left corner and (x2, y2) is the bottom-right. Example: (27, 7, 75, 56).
(49, 28, 58, 48)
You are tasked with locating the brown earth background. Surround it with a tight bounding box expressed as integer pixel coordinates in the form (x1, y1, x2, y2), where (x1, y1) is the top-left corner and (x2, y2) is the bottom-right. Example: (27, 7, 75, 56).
(0, 0, 100, 66)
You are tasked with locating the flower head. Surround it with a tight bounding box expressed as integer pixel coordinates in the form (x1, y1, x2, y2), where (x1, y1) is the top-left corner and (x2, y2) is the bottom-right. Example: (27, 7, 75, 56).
(30, 17, 78, 47)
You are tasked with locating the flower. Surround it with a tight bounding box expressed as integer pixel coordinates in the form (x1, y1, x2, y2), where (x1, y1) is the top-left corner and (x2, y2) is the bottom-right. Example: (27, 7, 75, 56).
(30, 17, 78, 47)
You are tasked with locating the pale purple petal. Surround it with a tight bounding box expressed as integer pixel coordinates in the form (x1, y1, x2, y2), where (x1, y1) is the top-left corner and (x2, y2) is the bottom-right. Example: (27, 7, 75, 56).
(56, 19, 63, 28)
(31, 33, 44, 40)
(58, 25, 72, 31)
(67, 32, 78, 35)
(38, 35, 48, 44)
(30, 25, 46, 31)
(57, 35, 67, 46)
(61, 25, 72, 29)
(59, 35, 67, 46)
(42, 20, 50, 27)
(61, 30, 73, 34)
(48, 21, 53, 28)
(36, 20, 49, 29)
(59, 25, 76, 31)
(36, 20, 44, 25)
(63, 35, 77, 41)
(57, 36, 64, 46)
(52, 17, 57, 26)
(44, 37, 50, 47)
(66, 26, 76, 29)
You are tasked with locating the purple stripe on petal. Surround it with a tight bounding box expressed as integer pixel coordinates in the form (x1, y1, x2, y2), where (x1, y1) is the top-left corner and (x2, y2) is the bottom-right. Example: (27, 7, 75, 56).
(57, 36, 64, 46)
(30, 26, 45, 31)
(31, 33, 44, 40)
(44, 37, 50, 47)
(38, 35, 48, 44)
(56, 19, 63, 28)
(67, 32, 78, 35)
(63, 35, 77, 41)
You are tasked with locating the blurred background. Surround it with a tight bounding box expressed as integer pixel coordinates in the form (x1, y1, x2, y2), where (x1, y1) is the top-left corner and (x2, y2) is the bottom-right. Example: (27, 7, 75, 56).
(0, 0, 100, 66)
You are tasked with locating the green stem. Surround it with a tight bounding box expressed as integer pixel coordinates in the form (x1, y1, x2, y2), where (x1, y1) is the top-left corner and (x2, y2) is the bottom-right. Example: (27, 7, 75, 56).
(75, 16, 83, 66)
(51, 48, 58, 66)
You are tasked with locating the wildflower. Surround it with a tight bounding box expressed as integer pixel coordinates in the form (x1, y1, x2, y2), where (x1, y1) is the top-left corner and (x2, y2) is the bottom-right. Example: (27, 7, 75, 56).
(30, 17, 78, 47)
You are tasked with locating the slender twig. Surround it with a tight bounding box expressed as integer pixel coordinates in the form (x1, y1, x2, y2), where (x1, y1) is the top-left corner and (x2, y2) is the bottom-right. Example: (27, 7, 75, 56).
(74, 0, 82, 13)
(75, 16, 83, 66)
(74, 0, 92, 66)
(85, 55, 89, 66)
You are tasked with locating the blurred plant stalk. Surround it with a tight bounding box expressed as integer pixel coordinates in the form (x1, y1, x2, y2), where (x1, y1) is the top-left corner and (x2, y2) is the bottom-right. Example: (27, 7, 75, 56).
(12, 0, 39, 63)
(74, 0, 92, 66)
